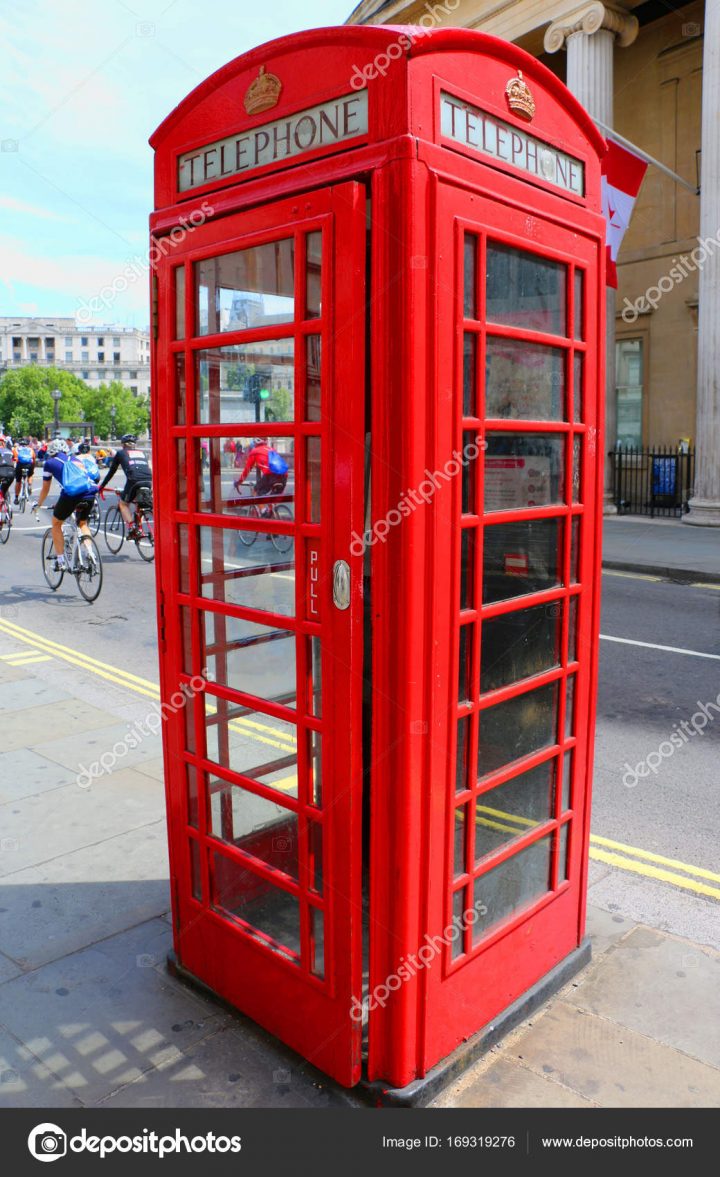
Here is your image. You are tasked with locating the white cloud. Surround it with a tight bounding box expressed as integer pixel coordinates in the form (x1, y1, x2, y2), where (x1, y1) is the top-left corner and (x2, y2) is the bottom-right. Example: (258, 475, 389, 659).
(0, 195, 72, 222)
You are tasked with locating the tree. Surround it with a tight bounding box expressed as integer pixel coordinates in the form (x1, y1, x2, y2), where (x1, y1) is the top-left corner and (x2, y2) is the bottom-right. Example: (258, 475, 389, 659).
(0, 365, 89, 436)
(265, 385, 292, 423)
(81, 381, 148, 438)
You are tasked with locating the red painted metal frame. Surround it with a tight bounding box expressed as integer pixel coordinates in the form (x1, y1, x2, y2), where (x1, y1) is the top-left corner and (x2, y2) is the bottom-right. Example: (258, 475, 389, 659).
(151, 25, 606, 1091)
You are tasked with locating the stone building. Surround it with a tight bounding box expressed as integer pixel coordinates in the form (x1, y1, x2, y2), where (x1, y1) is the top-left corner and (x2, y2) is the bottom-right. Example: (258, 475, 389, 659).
(0, 317, 151, 398)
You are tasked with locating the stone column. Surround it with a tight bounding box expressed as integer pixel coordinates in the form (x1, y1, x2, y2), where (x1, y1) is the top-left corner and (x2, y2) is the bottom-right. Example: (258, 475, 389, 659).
(545, 4, 638, 513)
(685, 0, 720, 526)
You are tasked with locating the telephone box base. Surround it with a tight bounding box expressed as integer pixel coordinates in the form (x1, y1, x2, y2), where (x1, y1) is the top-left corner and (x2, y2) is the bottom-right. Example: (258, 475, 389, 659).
(358, 939, 592, 1107)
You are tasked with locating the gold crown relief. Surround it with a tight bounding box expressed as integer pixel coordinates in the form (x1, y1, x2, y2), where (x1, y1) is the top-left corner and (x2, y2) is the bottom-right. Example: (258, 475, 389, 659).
(243, 66, 282, 116)
(505, 71, 536, 122)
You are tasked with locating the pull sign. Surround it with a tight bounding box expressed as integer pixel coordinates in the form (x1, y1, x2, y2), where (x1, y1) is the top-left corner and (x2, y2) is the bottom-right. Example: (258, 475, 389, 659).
(332, 560, 351, 610)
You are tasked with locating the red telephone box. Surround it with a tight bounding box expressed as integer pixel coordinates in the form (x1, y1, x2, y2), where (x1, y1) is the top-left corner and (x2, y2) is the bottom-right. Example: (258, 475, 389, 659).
(150, 25, 606, 1096)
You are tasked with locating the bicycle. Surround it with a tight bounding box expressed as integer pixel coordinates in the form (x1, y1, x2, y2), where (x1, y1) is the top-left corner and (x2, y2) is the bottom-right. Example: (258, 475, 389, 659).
(40, 510, 103, 602)
(103, 487, 155, 562)
(87, 496, 101, 537)
(0, 491, 12, 544)
(236, 483, 294, 555)
(15, 468, 33, 513)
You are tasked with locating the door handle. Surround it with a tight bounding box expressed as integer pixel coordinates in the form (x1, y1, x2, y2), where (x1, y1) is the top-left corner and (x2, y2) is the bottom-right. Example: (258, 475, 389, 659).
(332, 559, 351, 610)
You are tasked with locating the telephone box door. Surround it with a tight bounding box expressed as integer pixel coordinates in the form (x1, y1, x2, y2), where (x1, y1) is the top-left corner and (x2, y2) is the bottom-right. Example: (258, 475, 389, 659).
(153, 182, 366, 1086)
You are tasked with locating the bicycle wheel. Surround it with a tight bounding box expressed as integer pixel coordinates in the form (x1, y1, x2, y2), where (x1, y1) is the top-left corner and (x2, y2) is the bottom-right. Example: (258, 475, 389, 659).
(0, 507, 11, 544)
(134, 511, 155, 562)
(237, 504, 259, 547)
(88, 498, 101, 536)
(104, 505, 125, 553)
(271, 504, 294, 554)
(75, 537, 103, 602)
(42, 529, 64, 590)
(19, 486, 27, 514)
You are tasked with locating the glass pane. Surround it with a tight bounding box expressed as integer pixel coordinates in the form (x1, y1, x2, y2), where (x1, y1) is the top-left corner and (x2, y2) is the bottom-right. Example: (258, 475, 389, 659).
(568, 595, 579, 663)
(308, 820, 323, 895)
(478, 681, 558, 777)
(307, 437, 321, 522)
(197, 435, 294, 515)
(487, 242, 565, 335)
(190, 839, 202, 901)
(176, 440, 188, 511)
(306, 231, 322, 319)
(199, 525, 295, 617)
(209, 778, 298, 879)
(483, 518, 563, 604)
(573, 435, 581, 502)
(196, 342, 294, 425)
(452, 888, 466, 960)
(464, 234, 476, 319)
(463, 332, 476, 416)
(486, 338, 565, 420)
(177, 523, 190, 594)
(474, 758, 555, 862)
(462, 430, 477, 513)
(309, 906, 325, 979)
(472, 834, 552, 942)
(480, 602, 561, 693)
(458, 624, 471, 703)
(195, 238, 294, 335)
(485, 434, 565, 511)
(310, 729, 322, 807)
(570, 516, 580, 583)
(186, 766, 199, 828)
(175, 354, 186, 426)
(201, 611, 296, 708)
(565, 675, 575, 738)
(574, 269, 584, 340)
(574, 352, 584, 421)
(306, 335, 322, 422)
(211, 851, 300, 959)
(175, 265, 185, 339)
(309, 637, 322, 718)
(562, 751, 572, 812)
(204, 693, 297, 799)
(558, 822, 570, 881)
(456, 716, 469, 793)
(180, 605, 193, 673)
(453, 806, 466, 877)
(460, 528, 474, 610)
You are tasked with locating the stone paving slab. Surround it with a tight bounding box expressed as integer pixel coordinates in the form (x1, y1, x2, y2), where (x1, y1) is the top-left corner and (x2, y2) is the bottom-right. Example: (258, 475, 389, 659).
(32, 721, 163, 776)
(505, 1002, 720, 1107)
(0, 1026, 81, 1108)
(0, 748, 77, 804)
(574, 926, 720, 1068)
(0, 677, 71, 714)
(132, 757, 166, 783)
(0, 825, 169, 970)
(584, 905, 634, 959)
(0, 663, 29, 683)
(432, 1053, 598, 1108)
(4, 699, 118, 752)
(0, 950, 22, 984)
(0, 767, 166, 876)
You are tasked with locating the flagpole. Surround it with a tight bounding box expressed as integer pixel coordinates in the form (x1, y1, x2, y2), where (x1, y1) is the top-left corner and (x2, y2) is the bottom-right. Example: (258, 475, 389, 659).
(594, 117, 699, 196)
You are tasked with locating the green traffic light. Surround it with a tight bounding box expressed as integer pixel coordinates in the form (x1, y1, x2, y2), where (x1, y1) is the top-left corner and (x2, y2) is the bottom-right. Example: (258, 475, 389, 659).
(259, 389, 270, 400)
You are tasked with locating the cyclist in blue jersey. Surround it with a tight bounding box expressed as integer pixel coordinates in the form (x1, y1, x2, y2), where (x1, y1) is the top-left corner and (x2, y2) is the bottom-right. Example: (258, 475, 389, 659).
(13, 438, 36, 503)
(34, 439, 100, 570)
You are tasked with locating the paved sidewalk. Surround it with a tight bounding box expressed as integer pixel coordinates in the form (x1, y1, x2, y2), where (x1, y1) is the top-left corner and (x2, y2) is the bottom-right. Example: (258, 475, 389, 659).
(603, 516, 720, 581)
(1, 642, 719, 1109)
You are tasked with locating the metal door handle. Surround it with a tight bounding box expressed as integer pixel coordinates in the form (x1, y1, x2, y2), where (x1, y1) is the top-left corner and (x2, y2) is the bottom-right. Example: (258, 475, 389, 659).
(332, 560, 350, 610)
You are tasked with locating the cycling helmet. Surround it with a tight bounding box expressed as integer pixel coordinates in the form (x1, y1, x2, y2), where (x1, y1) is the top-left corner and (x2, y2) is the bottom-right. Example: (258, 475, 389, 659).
(121, 433, 137, 444)
(77, 440, 91, 454)
(46, 438, 67, 457)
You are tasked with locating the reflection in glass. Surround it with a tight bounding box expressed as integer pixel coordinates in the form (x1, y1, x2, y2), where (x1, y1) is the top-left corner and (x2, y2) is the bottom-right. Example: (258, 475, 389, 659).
(175, 265, 185, 339)
(175, 354, 186, 426)
(456, 716, 469, 793)
(460, 528, 474, 610)
(458, 624, 471, 703)
(195, 238, 294, 335)
(568, 595, 579, 663)
(574, 352, 584, 421)
(570, 516, 580, 583)
(454, 806, 466, 877)
(306, 232, 322, 319)
(310, 729, 322, 808)
(204, 692, 298, 798)
(472, 834, 551, 941)
(196, 342, 295, 425)
(306, 336, 322, 421)
(178, 523, 190, 594)
(463, 333, 476, 417)
(478, 681, 558, 776)
(565, 675, 575, 738)
(201, 610, 296, 708)
(211, 850, 300, 959)
(474, 758, 554, 862)
(197, 435, 294, 515)
(487, 242, 566, 336)
(190, 838, 202, 900)
(309, 907, 325, 978)
(483, 518, 562, 604)
(176, 440, 188, 510)
(307, 437, 321, 522)
(464, 234, 476, 319)
(180, 605, 193, 674)
(486, 338, 565, 420)
(484, 433, 565, 511)
(573, 435, 581, 502)
(209, 777, 299, 878)
(480, 602, 561, 693)
(574, 269, 584, 340)
(186, 765, 199, 827)
(308, 820, 323, 895)
(559, 821, 570, 880)
(199, 525, 295, 617)
(452, 888, 466, 960)
(309, 637, 322, 718)
(462, 431, 477, 513)
(562, 751, 572, 812)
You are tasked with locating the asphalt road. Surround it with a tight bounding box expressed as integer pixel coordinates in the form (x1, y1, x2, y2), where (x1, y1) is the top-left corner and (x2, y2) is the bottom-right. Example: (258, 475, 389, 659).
(1, 491, 718, 949)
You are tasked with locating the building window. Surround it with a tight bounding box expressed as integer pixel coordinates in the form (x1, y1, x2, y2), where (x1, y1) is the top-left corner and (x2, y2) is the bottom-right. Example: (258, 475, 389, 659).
(98, 351, 105, 362)
(113, 351, 121, 364)
(30, 352, 38, 361)
(98, 369, 107, 379)
(616, 339, 643, 448)
(113, 370, 121, 379)
(97, 336, 104, 346)
(130, 386, 138, 395)
(65, 351, 73, 362)
(82, 370, 89, 380)
(81, 350, 89, 362)
(65, 336, 73, 346)
(13, 352, 21, 362)
(130, 370, 138, 379)
(45, 337, 54, 348)
(12, 337, 21, 349)
(81, 336, 88, 346)
(112, 336, 120, 347)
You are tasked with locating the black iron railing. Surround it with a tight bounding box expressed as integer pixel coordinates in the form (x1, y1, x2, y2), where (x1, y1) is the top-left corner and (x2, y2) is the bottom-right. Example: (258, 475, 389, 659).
(610, 445, 695, 518)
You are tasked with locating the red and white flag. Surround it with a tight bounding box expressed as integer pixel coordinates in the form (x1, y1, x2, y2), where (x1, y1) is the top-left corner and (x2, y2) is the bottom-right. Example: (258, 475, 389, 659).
(601, 139, 648, 287)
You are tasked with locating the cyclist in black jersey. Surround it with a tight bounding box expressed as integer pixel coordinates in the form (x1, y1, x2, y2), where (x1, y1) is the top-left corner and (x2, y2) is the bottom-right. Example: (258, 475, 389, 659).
(98, 434, 152, 538)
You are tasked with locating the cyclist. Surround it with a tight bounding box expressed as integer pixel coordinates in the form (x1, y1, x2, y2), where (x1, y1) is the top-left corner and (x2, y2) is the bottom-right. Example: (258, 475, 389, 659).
(98, 434, 152, 538)
(34, 438, 100, 570)
(0, 440, 15, 509)
(13, 438, 36, 504)
(233, 438, 288, 503)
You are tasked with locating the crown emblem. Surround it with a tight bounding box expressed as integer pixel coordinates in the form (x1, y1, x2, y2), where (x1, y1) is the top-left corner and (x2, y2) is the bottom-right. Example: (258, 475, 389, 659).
(244, 66, 282, 116)
(505, 71, 535, 121)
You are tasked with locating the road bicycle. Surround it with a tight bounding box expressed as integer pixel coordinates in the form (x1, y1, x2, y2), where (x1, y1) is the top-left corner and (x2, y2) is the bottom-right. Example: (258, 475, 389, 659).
(41, 511, 103, 602)
(87, 496, 102, 536)
(0, 491, 12, 545)
(103, 486, 155, 562)
(15, 467, 33, 513)
(236, 482, 294, 555)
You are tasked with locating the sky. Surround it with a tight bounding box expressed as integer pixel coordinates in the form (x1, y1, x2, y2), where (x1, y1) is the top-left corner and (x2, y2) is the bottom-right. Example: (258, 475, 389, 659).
(0, 0, 353, 329)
